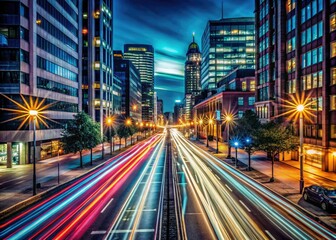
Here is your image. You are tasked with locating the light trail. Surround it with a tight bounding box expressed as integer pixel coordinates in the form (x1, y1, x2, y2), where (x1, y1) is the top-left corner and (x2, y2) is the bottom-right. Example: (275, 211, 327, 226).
(171, 129, 265, 239)
(105, 132, 166, 240)
(0, 135, 162, 239)
(170, 129, 336, 239)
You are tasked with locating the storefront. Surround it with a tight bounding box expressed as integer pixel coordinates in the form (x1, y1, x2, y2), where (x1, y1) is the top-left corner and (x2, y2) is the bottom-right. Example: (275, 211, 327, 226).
(40, 140, 61, 160)
(304, 147, 323, 169)
(0, 142, 27, 166)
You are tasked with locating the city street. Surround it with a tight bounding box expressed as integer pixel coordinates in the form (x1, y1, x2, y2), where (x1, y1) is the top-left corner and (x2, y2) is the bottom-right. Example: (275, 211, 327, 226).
(0, 133, 166, 239)
(171, 129, 336, 239)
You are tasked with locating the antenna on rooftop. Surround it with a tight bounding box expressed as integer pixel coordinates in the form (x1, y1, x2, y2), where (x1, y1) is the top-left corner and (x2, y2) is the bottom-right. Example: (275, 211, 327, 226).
(192, 32, 195, 42)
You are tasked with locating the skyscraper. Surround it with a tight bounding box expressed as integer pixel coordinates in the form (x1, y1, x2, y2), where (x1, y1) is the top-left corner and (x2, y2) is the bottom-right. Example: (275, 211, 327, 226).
(124, 44, 154, 122)
(254, 0, 334, 171)
(0, 0, 82, 166)
(185, 34, 201, 121)
(82, 0, 114, 129)
(114, 54, 142, 123)
(201, 17, 255, 90)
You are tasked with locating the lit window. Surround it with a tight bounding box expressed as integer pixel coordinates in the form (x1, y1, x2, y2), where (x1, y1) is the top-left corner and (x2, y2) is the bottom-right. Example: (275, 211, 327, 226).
(331, 13, 336, 32)
(238, 97, 244, 106)
(242, 81, 247, 91)
(330, 95, 336, 110)
(331, 42, 336, 58)
(250, 80, 255, 91)
(331, 68, 336, 85)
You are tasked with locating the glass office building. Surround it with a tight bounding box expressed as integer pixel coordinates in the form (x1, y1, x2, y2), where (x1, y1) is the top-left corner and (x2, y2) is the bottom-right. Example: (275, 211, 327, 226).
(124, 44, 154, 122)
(82, 0, 114, 130)
(0, 0, 82, 166)
(201, 17, 255, 90)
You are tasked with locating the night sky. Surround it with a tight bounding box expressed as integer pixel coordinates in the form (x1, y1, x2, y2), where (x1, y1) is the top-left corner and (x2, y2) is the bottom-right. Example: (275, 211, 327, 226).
(114, 0, 254, 112)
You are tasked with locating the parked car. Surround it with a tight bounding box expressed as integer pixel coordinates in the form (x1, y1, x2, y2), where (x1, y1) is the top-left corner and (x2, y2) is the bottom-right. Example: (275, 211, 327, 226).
(303, 185, 336, 212)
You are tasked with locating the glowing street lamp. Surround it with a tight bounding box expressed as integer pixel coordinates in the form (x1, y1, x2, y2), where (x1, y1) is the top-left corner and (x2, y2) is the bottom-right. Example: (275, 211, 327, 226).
(224, 114, 234, 158)
(29, 110, 38, 195)
(297, 104, 305, 194)
(1, 94, 55, 195)
(106, 116, 115, 154)
(234, 141, 239, 168)
(125, 118, 132, 145)
(278, 93, 314, 193)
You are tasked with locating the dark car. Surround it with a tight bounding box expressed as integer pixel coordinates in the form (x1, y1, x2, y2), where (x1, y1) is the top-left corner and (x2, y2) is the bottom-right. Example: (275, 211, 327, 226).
(303, 185, 336, 212)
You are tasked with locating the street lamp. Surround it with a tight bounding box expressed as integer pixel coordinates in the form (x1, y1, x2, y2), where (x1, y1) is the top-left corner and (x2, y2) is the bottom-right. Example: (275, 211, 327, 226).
(297, 104, 304, 194)
(125, 118, 132, 145)
(29, 109, 38, 196)
(207, 118, 213, 147)
(234, 141, 239, 168)
(225, 115, 233, 158)
(246, 138, 252, 171)
(106, 116, 114, 154)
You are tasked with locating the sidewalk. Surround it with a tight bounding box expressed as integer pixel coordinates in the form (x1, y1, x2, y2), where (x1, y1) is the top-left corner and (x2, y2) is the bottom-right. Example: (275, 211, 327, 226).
(0, 134, 146, 211)
(193, 138, 336, 230)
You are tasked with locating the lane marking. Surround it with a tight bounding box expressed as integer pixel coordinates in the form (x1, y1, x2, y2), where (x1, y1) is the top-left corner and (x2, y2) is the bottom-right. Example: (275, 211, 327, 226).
(126, 209, 157, 212)
(101, 198, 114, 213)
(239, 200, 251, 212)
(91, 230, 106, 235)
(265, 230, 276, 240)
(215, 174, 220, 180)
(225, 184, 232, 192)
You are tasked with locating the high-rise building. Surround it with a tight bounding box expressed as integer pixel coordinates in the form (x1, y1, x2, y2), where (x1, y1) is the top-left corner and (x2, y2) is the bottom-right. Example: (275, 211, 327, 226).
(173, 100, 184, 124)
(254, 0, 335, 171)
(124, 44, 154, 122)
(114, 55, 142, 123)
(185, 34, 202, 121)
(82, 0, 114, 129)
(0, 1, 82, 166)
(201, 17, 255, 90)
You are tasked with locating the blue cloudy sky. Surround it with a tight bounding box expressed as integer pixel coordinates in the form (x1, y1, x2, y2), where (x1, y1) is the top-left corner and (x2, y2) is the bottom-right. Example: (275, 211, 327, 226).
(114, 0, 254, 112)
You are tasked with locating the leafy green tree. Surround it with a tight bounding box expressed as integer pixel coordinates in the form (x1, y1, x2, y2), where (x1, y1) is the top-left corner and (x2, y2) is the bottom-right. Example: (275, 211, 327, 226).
(232, 110, 261, 170)
(61, 112, 101, 168)
(105, 126, 116, 153)
(255, 121, 299, 182)
(87, 120, 101, 165)
(117, 124, 130, 148)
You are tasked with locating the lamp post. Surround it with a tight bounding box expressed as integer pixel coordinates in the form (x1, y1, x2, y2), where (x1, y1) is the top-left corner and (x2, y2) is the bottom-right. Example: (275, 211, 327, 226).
(199, 119, 203, 140)
(29, 109, 38, 196)
(226, 115, 232, 158)
(246, 138, 251, 171)
(234, 141, 239, 168)
(126, 119, 132, 145)
(297, 104, 305, 194)
(207, 119, 213, 147)
(106, 117, 113, 155)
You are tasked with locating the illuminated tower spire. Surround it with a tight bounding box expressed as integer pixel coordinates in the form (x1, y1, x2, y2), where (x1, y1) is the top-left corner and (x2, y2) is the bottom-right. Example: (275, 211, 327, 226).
(192, 32, 195, 42)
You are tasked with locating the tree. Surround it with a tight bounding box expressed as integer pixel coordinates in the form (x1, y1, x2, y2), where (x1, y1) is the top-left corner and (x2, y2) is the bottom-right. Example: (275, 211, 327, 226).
(129, 125, 138, 145)
(87, 120, 101, 165)
(61, 112, 100, 168)
(232, 110, 261, 170)
(256, 121, 299, 182)
(105, 126, 116, 153)
(117, 124, 130, 148)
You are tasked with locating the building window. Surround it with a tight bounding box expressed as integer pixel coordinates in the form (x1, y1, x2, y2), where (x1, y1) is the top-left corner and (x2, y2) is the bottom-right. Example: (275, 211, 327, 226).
(238, 97, 244, 106)
(238, 111, 244, 118)
(286, 0, 296, 13)
(331, 125, 336, 139)
(332, 68, 336, 85)
(248, 97, 255, 106)
(242, 81, 247, 91)
(250, 80, 255, 91)
(331, 42, 336, 58)
(331, 13, 336, 32)
(287, 58, 296, 73)
(330, 95, 336, 110)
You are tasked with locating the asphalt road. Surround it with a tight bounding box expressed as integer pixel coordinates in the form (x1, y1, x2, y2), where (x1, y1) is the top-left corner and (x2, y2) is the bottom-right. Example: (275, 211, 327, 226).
(0, 133, 166, 239)
(170, 128, 336, 240)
